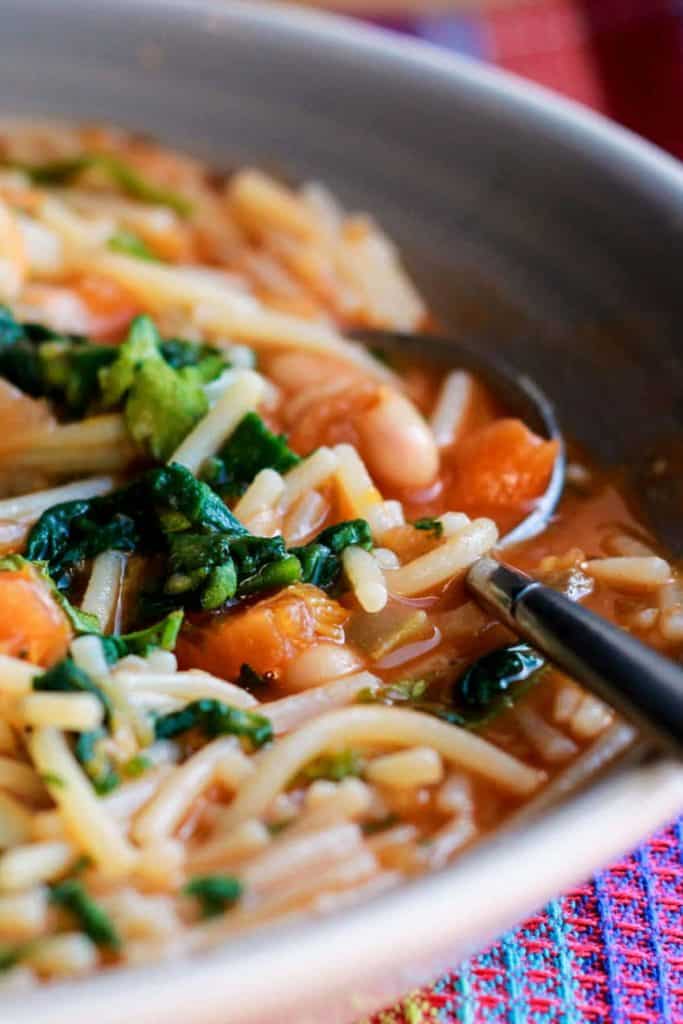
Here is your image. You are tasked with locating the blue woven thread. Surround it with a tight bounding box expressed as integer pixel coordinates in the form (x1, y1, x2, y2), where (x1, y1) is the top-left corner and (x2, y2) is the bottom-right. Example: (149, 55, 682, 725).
(449, 962, 475, 1024)
(593, 871, 625, 1024)
(501, 930, 527, 1024)
(636, 844, 673, 1024)
(546, 899, 579, 1024)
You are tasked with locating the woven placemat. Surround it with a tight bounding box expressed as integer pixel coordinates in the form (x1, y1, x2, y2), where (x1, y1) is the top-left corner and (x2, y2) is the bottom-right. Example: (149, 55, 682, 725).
(365, 821, 683, 1022)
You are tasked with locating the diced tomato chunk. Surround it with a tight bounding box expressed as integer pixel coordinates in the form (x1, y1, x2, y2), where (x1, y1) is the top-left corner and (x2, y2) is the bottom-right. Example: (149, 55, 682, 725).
(176, 584, 348, 682)
(71, 273, 141, 341)
(0, 564, 72, 666)
(448, 418, 559, 523)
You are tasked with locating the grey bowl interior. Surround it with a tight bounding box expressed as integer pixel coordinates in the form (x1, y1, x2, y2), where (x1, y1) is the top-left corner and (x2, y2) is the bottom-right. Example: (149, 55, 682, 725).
(1, 3, 683, 1022)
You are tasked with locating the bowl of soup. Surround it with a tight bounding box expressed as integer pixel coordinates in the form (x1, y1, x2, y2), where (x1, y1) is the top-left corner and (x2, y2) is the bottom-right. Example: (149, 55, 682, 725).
(0, 2, 681, 1022)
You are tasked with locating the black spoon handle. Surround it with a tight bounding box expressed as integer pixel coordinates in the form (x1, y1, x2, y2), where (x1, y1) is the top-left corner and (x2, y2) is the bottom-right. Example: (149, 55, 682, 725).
(467, 556, 683, 754)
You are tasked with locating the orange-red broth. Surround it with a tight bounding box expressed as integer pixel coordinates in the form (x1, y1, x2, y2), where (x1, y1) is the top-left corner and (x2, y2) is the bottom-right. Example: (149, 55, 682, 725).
(169, 363, 670, 850)
(0, 358, 672, 860)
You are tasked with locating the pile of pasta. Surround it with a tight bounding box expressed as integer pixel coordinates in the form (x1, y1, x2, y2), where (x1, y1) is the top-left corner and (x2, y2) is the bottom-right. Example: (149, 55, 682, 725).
(0, 121, 679, 989)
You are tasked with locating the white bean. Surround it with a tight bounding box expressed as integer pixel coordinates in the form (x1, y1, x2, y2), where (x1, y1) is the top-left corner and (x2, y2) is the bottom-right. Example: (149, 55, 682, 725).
(356, 387, 439, 489)
(285, 643, 363, 693)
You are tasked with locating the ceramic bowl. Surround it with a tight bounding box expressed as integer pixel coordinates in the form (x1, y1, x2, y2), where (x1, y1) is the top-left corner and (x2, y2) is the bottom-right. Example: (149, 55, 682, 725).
(1, 4, 682, 1021)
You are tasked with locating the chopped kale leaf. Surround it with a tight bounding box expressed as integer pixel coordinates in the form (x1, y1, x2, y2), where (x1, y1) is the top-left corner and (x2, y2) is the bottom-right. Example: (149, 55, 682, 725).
(33, 659, 111, 720)
(412, 516, 443, 538)
(299, 749, 363, 783)
(99, 610, 184, 664)
(12, 153, 192, 216)
(183, 875, 242, 918)
(154, 699, 272, 748)
(201, 412, 301, 500)
(107, 229, 156, 261)
(361, 644, 546, 730)
(50, 879, 121, 948)
(99, 316, 213, 461)
(292, 518, 372, 591)
(0, 308, 226, 454)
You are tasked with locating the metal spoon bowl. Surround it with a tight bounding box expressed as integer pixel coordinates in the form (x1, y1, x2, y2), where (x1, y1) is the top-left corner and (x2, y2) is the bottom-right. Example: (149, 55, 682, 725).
(351, 327, 683, 752)
(351, 328, 566, 547)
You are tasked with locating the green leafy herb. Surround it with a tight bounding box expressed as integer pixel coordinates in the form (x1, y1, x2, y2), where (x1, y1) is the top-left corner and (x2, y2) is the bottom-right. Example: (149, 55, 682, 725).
(25, 460, 342, 617)
(0, 306, 117, 416)
(26, 497, 139, 591)
(39, 772, 65, 790)
(108, 229, 156, 261)
(25, 463, 242, 594)
(183, 875, 242, 918)
(0, 308, 226, 451)
(33, 659, 111, 719)
(361, 645, 546, 730)
(158, 339, 226, 383)
(154, 699, 272, 748)
(50, 879, 121, 948)
(454, 642, 546, 724)
(122, 754, 152, 778)
(412, 516, 443, 539)
(201, 412, 301, 500)
(99, 315, 212, 460)
(99, 609, 184, 664)
(0, 943, 32, 972)
(74, 729, 120, 795)
(13, 153, 192, 216)
(292, 519, 372, 591)
(299, 749, 363, 783)
(150, 462, 246, 536)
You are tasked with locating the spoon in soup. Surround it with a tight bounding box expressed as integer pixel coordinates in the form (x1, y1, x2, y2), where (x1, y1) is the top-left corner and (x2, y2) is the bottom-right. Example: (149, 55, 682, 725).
(351, 329, 683, 752)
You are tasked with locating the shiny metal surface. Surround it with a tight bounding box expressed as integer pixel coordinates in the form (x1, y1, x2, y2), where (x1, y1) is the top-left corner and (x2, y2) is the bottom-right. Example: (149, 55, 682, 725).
(468, 556, 683, 753)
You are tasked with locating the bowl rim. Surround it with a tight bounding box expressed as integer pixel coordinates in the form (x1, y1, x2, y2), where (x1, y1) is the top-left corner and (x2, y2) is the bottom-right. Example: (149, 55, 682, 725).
(2, 3, 683, 1021)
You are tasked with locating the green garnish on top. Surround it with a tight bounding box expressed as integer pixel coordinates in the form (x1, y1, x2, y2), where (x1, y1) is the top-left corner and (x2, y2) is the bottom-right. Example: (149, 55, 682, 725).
(11, 153, 192, 216)
(26, 462, 372, 611)
(107, 229, 156, 261)
(50, 880, 120, 949)
(201, 411, 301, 500)
(99, 315, 223, 461)
(361, 644, 546, 729)
(411, 516, 444, 539)
(0, 309, 227, 448)
(34, 658, 111, 719)
(99, 609, 184, 664)
(299, 749, 364, 784)
(292, 519, 373, 592)
(154, 699, 272, 748)
(183, 875, 243, 919)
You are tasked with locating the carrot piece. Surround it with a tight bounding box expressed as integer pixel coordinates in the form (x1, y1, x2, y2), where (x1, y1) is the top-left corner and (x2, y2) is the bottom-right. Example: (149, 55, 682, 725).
(177, 583, 348, 682)
(0, 564, 72, 667)
(448, 418, 559, 519)
(71, 273, 141, 341)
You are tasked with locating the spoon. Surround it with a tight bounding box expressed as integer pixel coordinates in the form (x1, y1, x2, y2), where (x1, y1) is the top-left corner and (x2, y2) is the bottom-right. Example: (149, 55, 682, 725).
(351, 328, 683, 752)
